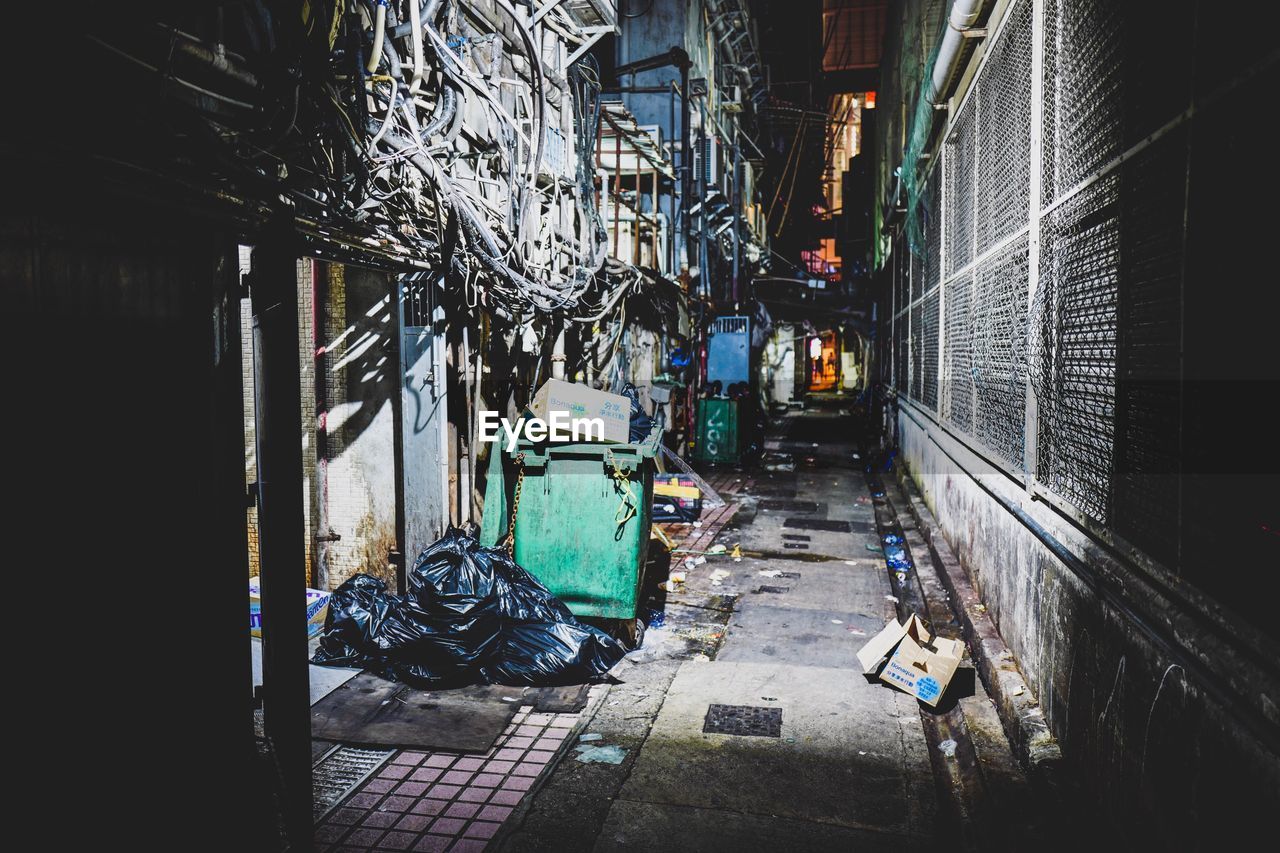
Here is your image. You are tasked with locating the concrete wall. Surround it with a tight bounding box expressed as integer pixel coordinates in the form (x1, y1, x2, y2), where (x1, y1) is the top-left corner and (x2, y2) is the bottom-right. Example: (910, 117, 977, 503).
(896, 403, 1280, 845)
(314, 263, 400, 590)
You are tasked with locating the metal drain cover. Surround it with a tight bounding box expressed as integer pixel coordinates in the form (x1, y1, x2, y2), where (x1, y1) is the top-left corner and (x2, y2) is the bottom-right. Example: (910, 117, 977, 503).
(754, 585, 789, 594)
(781, 533, 810, 542)
(760, 499, 826, 514)
(783, 518, 852, 532)
(776, 571, 802, 579)
(312, 745, 394, 819)
(784, 542, 809, 550)
(703, 704, 782, 738)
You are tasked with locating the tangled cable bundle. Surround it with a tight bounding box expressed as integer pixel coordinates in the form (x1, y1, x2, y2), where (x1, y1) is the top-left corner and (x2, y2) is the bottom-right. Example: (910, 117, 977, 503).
(358, 0, 613, 317)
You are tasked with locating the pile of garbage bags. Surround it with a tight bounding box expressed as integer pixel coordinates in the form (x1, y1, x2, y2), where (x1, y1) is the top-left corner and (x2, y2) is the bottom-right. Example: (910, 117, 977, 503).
(312, 528, 627, 687)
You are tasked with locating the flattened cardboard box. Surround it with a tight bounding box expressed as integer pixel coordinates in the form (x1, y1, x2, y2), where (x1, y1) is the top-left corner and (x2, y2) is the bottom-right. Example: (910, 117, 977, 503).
(856, 613, 965, 707)
(529, 379, 630, 443)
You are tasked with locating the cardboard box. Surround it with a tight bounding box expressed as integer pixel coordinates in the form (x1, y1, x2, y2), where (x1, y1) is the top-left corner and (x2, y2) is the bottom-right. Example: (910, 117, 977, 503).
(856, 613, 965, 707)
(529, 379, 631, 443)
(248, 576, 331, 640)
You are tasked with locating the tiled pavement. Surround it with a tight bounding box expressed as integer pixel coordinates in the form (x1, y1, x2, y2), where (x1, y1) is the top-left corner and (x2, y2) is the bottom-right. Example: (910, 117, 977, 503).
(316, 707, 584, 852)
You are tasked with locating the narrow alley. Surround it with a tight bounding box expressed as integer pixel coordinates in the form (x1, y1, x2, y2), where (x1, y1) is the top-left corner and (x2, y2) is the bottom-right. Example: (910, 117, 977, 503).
(6, 1, 1278, 851)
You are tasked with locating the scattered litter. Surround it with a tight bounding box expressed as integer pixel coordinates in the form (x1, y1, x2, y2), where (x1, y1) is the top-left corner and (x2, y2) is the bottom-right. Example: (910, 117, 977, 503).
(843, 560, 859, 566)
(761, 696, 778, 701)
(785, 737, 796, 744)
(731, 544, 742, 562)
(885, 595, 899, 603)
(811, 443, 819, 448)
(709, 569, 731, 583)
(707, 544, 728, 555)
(938, 739, 958, 758)
(896, 571, 907, 583)
(579, 733, 604, 743)
(882, 534, 903, 546)
(501, 696, 519, 702)
(693, 521, 703, 528)
(758, 569, 784, 578)
(851, 453, 861, 461)
(865, 544, 883, 552)
(692, 653, 711, 662)
(574, 744, 627, 764)
(873, 491, 885, 498)
(858, 750, 867, 755)
(848, 627, 866, 636)
(831, 619, 844, 625)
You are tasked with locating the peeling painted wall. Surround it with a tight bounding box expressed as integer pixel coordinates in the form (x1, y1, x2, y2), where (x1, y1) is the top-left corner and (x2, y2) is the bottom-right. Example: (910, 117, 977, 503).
(897, 405, 1280, 844)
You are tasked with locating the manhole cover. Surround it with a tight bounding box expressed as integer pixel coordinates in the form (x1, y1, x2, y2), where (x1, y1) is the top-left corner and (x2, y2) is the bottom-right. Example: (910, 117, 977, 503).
(753, 585, 789, 594)
(777, 571, 802, 579)
(703, 704, 783, 738)
(781, 533, 810, 542)
(784, 518, 852, 532)
(784, 542, 809, 550)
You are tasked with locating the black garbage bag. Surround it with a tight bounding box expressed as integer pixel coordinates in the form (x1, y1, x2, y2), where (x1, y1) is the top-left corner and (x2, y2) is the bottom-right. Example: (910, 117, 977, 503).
(620, 382, 654, 442)
(312, 527, 626, 687)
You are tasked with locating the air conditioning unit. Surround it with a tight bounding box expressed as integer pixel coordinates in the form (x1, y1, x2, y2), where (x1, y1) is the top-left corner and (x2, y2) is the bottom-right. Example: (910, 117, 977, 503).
(703, 133, 720, 186)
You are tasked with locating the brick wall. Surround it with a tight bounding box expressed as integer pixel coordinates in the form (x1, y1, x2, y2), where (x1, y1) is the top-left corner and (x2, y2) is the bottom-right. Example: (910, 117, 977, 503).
(239, 248, 317, 585)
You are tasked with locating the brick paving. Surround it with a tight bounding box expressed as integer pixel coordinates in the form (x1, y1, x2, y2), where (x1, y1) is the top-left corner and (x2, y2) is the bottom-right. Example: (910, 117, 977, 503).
(315, 707, 582, 852)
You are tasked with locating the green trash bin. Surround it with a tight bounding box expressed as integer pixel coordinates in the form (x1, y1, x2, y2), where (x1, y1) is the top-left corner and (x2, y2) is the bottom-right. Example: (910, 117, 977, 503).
(479, 427, 660, 620)
(694, 398, 739, 463)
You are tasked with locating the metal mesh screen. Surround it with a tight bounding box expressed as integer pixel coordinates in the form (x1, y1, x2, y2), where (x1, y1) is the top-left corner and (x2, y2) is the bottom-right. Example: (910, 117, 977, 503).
(887, 0, 1277, 628)
(910, 299, 923, 400)
(973, 235, 1029, 468)
(923, 167, 943, 290)
(943, 272, 974, 432)
(1035, 175, 1119, 523)
(909, 233, 924, 305)
(896, 311, 909, 396)
(975, 0, 1033, 254)
(944, 97, 976, 276)
(921, 288, 940, 410)
(1111, 129, 1189, 565)
(1041, 0, 1123, 205)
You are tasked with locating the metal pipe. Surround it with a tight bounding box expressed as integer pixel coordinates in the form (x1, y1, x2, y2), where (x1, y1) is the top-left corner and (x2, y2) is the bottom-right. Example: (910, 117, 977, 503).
(928, 0, 986, 105)
(731, 133, 741, 303)
(250, 241, 313, 851)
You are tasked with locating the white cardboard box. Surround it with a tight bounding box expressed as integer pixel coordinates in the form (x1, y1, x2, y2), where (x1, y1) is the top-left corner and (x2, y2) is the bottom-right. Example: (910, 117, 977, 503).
(529, 379, 631, 443)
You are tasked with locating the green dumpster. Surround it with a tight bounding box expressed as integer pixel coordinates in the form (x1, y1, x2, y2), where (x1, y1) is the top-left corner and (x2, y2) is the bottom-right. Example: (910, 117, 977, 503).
(694, 398, 739, 463)
(479, 427, 660, 620)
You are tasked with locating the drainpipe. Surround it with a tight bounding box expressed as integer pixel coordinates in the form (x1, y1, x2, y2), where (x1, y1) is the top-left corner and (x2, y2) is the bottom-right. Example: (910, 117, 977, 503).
(883, 0, 987, 225)
(927, 0, 987, 105)
(250, 240, 313, 852)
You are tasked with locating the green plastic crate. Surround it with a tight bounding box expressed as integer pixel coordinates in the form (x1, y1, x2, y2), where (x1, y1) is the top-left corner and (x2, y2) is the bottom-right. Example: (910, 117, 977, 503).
(479, 428, 659, 620)
(694, 398, 739, 463)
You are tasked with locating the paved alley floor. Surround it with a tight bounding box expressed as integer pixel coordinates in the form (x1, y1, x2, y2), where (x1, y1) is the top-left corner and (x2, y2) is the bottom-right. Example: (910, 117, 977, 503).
(316, 406, 1035, 853)
(496, 407, 1028, 852)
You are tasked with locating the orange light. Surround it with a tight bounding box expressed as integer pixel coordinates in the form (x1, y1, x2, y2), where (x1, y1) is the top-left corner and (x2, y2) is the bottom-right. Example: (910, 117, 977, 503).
(864, 91, 877, 109)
